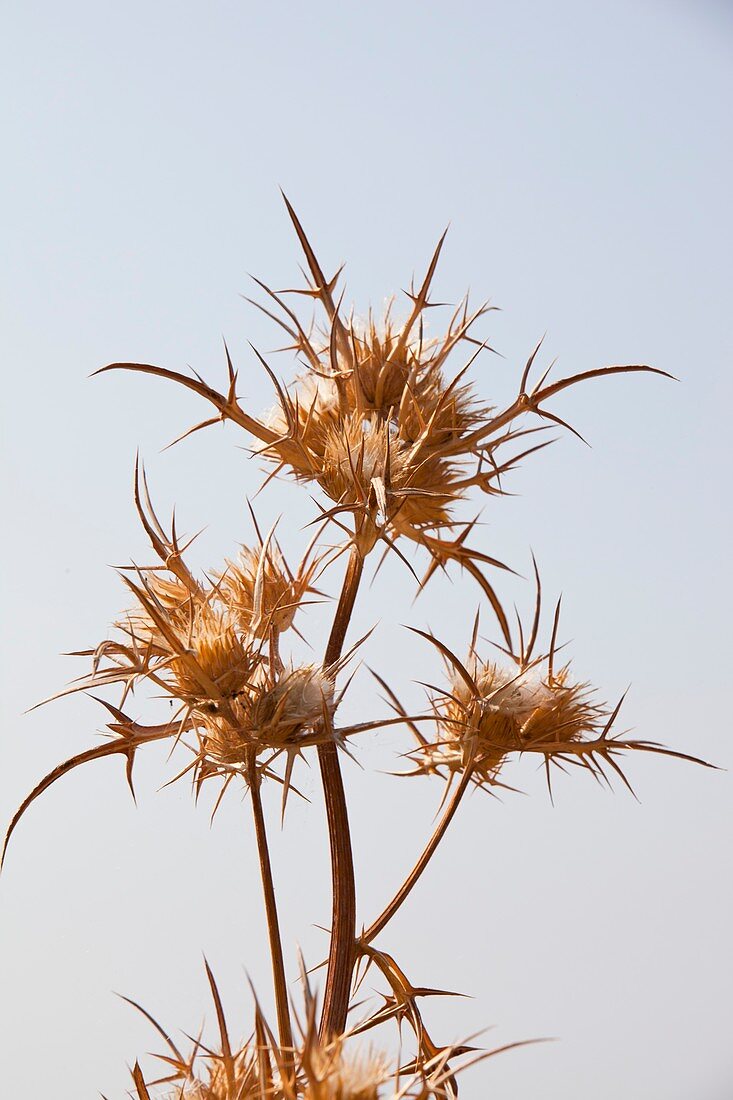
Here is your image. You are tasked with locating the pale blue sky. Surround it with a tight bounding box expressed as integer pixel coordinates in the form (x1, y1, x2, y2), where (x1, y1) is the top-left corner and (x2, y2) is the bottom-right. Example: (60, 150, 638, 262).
(1, 2, 732, 1098)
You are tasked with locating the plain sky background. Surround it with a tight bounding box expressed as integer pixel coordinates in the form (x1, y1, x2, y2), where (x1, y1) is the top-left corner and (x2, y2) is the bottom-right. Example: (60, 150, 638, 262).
(1, 1, 732, 1097)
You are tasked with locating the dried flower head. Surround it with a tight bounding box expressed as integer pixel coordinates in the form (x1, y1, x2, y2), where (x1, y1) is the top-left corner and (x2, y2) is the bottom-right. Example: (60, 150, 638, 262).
(128, 965, 271, 1100)
(398, 568, 710, 798)
(127, 965, 494, 1100)
(260, 298, 490, 553)
(301, 1043, 387, 1100)
(168, 601, 256, 703)
(127, 966, 389, 1100)
(201, 663, 337, 780)
(424, 652, 602, 789)
(94, 196, 669, 645)
(1, 475, 402, 863)
(215, 514, 322, 639)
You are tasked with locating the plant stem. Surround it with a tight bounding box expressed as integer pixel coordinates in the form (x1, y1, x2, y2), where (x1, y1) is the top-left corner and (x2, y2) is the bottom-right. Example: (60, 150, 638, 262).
(318, 545, 364, 1040)
(247, 752, 294, 1068)
(361, 765, 473, 945)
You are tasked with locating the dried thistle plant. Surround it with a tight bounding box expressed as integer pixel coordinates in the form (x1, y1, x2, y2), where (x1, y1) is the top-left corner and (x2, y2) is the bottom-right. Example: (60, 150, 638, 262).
(3, 197, 713, 1097)
(126, 961, 531, 1100)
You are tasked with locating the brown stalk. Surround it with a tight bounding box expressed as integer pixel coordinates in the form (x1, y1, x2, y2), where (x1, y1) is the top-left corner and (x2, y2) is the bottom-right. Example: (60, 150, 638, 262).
(361, 763, 474, 945)
(246, 750, 294, 1073)
(318, 545, 364, 1040)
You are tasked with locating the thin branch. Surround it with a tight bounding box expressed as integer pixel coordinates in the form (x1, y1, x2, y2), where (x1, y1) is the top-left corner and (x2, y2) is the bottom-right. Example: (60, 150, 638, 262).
(247, 751, 294, 1074)
(361, 764, 474, 945)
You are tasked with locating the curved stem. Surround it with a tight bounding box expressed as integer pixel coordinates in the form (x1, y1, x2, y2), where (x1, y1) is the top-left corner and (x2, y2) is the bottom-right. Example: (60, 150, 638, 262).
(318, 545, 364, 1040)
(247, 753, 294, 1067)
(361, 766, 473, 945)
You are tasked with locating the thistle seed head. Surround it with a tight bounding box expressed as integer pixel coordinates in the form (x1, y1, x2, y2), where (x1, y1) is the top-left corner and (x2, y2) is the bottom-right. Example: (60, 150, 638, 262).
(260, 323, 488, 557)
(216, 538, 317, 638)
(265, 370, 342, 445)
(204, 664, 336, 767)
(168, 603, 256, 703)
(259, 665, 335, 729)
(398, 577, 712, 798)
(128, 966, 463, 1100)
(95, 199, 671, 633)
(122, 572, 200, 653)
(302, 1042, 387, 1100)
(429, 656, 601, 786)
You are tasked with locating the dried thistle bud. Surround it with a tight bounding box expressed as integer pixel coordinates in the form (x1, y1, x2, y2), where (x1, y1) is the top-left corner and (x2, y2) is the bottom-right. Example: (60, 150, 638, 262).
(260, 317, 490, 556)
(217, 538, 318, 638)
(302, 1043, 387, 1100)
(128, 966, 464, 1100)
(317, 414, 408, 554)
(402, 580, 711, 797)
(130, 988, 264, 1100)
(164, 603, 254, 703)
(256, 665, 336, 731)
(170, 1057, 259, 1099)
(265, 370, 341, 452)
(95, 198, 669, 647)
(204, 664, 336, 769)
(427, 655, 601, 787)
(346, 313, 414, 414)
